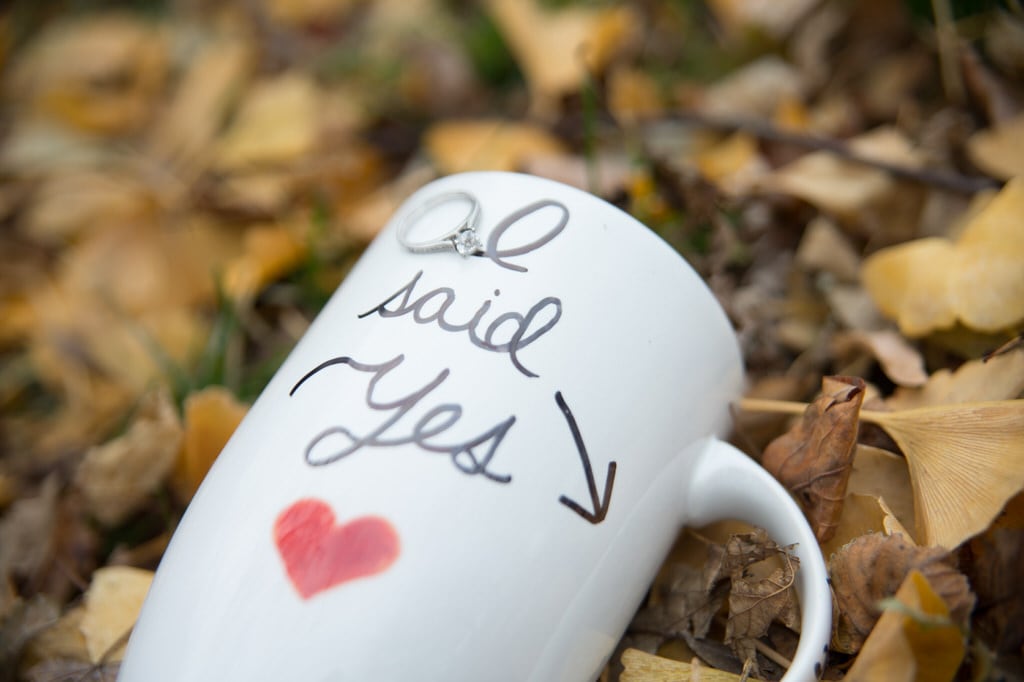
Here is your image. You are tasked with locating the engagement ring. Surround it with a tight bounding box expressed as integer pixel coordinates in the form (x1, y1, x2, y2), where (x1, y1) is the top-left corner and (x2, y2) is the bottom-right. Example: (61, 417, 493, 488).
(397, 191, 484, 257)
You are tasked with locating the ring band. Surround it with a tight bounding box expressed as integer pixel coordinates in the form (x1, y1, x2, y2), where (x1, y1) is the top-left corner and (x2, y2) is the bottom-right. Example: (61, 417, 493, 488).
(397, 191, 484, 257)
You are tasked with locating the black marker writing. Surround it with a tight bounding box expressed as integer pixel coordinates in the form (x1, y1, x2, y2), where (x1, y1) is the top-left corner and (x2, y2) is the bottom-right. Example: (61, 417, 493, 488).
(290, 354, 513, 483)
(555, 391, 616, 524)
(358, 271, 560, 378)
(484, 199, 569, 273)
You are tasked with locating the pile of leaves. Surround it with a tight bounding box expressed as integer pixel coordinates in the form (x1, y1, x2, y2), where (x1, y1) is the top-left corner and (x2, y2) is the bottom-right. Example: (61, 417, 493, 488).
(0, 0, 1022, 680)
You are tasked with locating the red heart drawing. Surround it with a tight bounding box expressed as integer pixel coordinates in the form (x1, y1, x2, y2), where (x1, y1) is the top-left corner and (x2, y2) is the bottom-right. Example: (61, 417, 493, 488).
(274, 498, 399, 599)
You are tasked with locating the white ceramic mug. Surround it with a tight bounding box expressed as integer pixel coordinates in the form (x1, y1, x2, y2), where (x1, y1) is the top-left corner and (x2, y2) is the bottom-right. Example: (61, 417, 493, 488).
(119, 172, 830, 681)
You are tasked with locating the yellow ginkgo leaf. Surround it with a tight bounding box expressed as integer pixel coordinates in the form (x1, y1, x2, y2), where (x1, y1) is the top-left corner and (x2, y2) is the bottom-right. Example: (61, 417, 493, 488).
(620, 648, 742, 682)
(215, 72, 319, 169)
(80, 566, 154, 663)
(174, 386, 249, 500)
(864, 401, 1024, 548)
(862, 177, 1024, 335)
(966, 113, 1024, 180)
(845, 570, 964, 682)
(861, 238, 958, 337)
(486, 0, 638, 116)
(424, 119, 567, 174)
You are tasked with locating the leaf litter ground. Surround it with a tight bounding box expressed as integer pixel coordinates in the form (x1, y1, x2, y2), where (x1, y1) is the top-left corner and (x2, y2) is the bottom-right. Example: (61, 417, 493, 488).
(1, 1, 1023, 680)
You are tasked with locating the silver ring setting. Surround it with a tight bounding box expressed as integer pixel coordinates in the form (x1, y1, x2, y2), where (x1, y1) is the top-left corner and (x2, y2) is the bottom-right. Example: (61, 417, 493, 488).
(397, 191, 484, 257)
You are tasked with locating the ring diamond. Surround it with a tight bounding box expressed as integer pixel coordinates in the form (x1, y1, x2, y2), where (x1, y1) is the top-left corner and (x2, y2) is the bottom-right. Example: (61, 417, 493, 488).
(397, 191, 484, 257)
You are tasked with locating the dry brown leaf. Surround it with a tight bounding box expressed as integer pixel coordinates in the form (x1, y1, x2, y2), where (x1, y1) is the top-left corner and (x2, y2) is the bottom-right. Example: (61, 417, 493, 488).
(223, 223, 308, 301)
(862, 177, 1024, 335)
(631, 563, 725, 642)
(173, 386, 249, 500)
(424, 119, 567, 174)
(701, 56, 804, 118)
(24, 605, 91, 664)
(215, 72, 320, 169)
(21, 170, 157, 246)
(75, 389, 182, 527)
(23, 659, 120, 682)
(265, 0, 360, 28)
(762, 376, 865, 542)
(844, 570, 965, 682)
(725, 558, 799, 660)
(966, 113, 1024, 180)
(9, 14, 167, 135)
(707, 0, 821, 41)
(760, 127, 924, 222)
(620, 648, 742, 682)
(962, 491, 1024, 653)
(832, 330, 928, 387)
(846, 445, 916, 536)
(701, 528, 778, 591)
(863, 401, 1024, 549)
(0, 476, 58, 583)
(607, 66, 663, 126)
(886, 350, 1024, 410)
(795, 216, 861, 282)
(693, 133, 768, 196)
(147, 37, 252, 176)
(829, 533, 974, 654)
(486, 0, 638, 116)
(79, 566, 153, 663)
(821, 492, 913, 559)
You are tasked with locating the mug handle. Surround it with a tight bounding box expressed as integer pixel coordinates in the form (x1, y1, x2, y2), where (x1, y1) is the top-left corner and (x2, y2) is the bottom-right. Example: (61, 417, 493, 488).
(683, 437, 831, 682)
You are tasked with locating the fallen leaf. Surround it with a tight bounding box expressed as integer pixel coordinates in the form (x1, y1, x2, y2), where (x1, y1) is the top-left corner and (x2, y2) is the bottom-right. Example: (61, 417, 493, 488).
(79, 566, 153, 663)
(424, 119, 567, 174)
(863, 401, 1024, 548)
(265, 0, 360, 29)
(708, 0, 821, 41)
(23, 659, 119, 682)
(886, 349, 1024, 410)
(631, 563, 725, 642)
(762, 376, 866, 542)
(75, 389, 183, 526)
(725, 557, 799, 674)
(821, 492, 913, 559)
(759, 127, 924, 228)
(964, 525, 1024, 653)
(862, 177, 1024, 335)
(223, 223, 308, 301)
(701, 528, 779, 592)
(701, 56, 805, 118)
(215, 72, 320, 169)
(832, 330, 928, 387)
(10, 14, 168, 135)
(173, 386, 249, 500)
(966, 114, 1024, 180)
(846, 445, 916, 536)
(146, 37, 252, 177)
(0, 476, 59, 583)
(620, 648, 742, 682)
(486, 0, 638, 116)
(844, 570, 965, 682)
(607, 66, 663, 126)
(0, 595, 60, 674)
(693, 132, 768, 196)
(24, 606, 91, 664)
(795, 216, 861, 282)
(829, 533, 974, 654)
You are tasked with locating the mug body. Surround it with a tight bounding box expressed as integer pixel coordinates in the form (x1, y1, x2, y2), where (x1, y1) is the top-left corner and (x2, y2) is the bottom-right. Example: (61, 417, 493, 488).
(120, 172, 744, 681)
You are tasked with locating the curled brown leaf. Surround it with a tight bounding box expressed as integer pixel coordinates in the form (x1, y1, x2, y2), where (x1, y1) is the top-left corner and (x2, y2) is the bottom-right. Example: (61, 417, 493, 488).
(762, 376, 866, 542)
(829, 533, 975, 654)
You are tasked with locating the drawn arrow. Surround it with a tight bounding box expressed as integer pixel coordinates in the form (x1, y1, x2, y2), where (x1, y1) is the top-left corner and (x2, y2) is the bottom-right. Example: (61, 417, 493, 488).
(555, 391, 617, 524)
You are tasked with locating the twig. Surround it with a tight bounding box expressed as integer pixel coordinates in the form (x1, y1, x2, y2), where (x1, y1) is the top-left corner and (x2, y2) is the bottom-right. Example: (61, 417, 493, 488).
(931, 0, 964, 103)
(663, 110, 1000, 194)
(753, 639, 792, 671)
